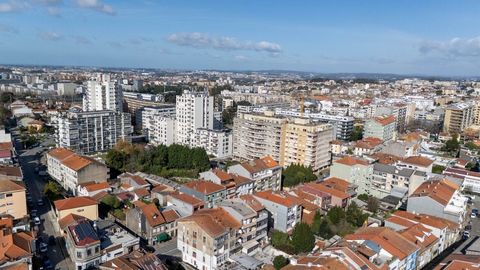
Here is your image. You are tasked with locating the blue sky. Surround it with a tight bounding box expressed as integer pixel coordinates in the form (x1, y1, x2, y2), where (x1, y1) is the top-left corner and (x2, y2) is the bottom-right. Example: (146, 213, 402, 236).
(1, 0, 480, 76)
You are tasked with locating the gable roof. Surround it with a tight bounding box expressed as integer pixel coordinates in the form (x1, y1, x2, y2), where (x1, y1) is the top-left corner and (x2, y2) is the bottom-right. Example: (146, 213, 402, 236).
(168, 192, 204, 207)
(58, 213, 87, 229)
(238, 156, 280, 174)
(48, 147, 76, 160)
(62, 155, 94, 171)
(410, 179, 459, 206)
(54, 196, 97, 211)
(254, 191, 299, 208)
(81, 182, 110, 192)
(306, 182, 350, 200)
(402, 156, 434, 167)
(178, 208, 241, 238)
(0, 166, 22, 178)
(334, 156, 369, 166)
(390, 210, 458, 230)
(183, 180, 225, 194)
(374, 115, 396, 126)
(0, 180, 25, 193)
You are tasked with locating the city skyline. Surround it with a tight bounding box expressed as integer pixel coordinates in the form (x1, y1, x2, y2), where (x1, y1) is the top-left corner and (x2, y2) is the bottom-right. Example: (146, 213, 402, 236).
(1, 0, 480, 76)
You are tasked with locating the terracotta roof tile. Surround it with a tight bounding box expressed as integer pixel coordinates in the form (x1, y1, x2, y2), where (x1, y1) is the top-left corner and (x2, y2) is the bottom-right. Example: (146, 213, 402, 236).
(402, 156, 434, 167)
(54, 196, 97, 211)
(169, 192, 204, 207)
(374, 115, 396, 126)
(183, 180, 225, 194)
(334, 156, 369, 166)
(134, 187, 150, 198)
(82, 182, 110, 192)
(58, 213, 87, 229)
(239, 156, 280, 174)
(48, 148, 75, 160)
(321, 177, 351, 193)
(62, 155, 94, 171)
(254, 190, 299, 208)
(0, 166, 21, 178)
(239, 194, 265, 212)
(306, 182, 350, 200)
(410, 179, 458, 206)
(178, 208, 241, 237)
(0, 180, 25, 193)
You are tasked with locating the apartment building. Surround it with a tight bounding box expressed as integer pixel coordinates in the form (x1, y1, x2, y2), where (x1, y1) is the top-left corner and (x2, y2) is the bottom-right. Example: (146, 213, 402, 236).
(192, 128, 233, 158)
(228, 156, 282, 192)
(330, 156, 373, 195)
(371, 163, 415, 198)
(180, 180, 227, 209)
(139, 105, 176, 138)
(83, 74, 123, 112)
(397, 156, 434, 173)
(175, 90, 214, 145)
(126, 201, 179, 245)
(253, 190, 302, 233)
(0, 216, 34, 269)
(177, 208, 241, 270)
(375, 104, 407, 133)
(200, 168, 254, 198)
(408, 179, 468, 225)
(364, 115, 396, 141)
(55, 109, 133, 154)
(0, 180, 27, 220)
(218, 199, 268, 255)
(54, 196, 99, 221)
(47, 148, 109, 195)
(385, 210, 460, 253)
(443, 102, 475, 134)
(233, 112, 333, 170)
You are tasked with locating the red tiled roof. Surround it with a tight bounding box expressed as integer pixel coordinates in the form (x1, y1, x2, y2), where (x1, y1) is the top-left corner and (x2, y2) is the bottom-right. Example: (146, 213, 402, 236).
(239, 156, 280, 174)
(306, 182, 350, 200)
(0, 180, 25, 193)
(48, 147, 75, 160)
(374, 115, 396, 126)
(82, 182, 110, 192)
(54, 196, 97, 211)
(334, 156, 369, 166)
(410, 179, 458, 206)
(254, 191, 299, 208)
(169, 192, 204, 207)
(239, 194, 264, 212)
(402, 156, 434, 167)
(178, 208, 241, 237)
(183, 180, 225, 194)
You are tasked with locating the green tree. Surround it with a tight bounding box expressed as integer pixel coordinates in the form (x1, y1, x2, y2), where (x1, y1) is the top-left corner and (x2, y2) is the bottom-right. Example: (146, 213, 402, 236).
(273, 256, 289, 270)
(349, 126, 363, 141)
(291, 223, 315, 254)
(327, 206, 345, 225)
(367, 197, 379, 213)
(432, 165, 446, 174)
(357, 193, 369, 202)
(442, 134, 460, 154)
(346, 202, 368, 227)
(282, 164, 316, 187)
(101, 195, 121, 210)
(317, 218, 333, 239)
(271, 230, 290, 247)
(44, 181, 62, 200)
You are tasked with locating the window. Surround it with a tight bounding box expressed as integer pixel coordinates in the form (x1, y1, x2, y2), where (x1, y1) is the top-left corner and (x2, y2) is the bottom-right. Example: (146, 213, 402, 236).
(192, 251, 197, 258)
(95, 246, 100, 253)
(77, 252, 82, 258)
(87, 249, 92, 256)
(5, 194, 12, 197)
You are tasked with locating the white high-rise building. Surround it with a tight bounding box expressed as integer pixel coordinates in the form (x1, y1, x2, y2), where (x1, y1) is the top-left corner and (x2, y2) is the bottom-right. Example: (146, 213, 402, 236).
(55, 109, 132, 154)
(175, 90, 214, 145)
(83, 74, 123, 112)
(148, 116, 176, 146)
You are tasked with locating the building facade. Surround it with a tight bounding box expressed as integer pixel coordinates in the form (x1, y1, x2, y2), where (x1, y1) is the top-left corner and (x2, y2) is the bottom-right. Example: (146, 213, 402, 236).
(83, 74, 123, 112)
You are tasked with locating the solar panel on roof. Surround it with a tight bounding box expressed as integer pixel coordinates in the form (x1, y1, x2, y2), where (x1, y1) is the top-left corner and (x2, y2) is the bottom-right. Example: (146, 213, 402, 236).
(74, 221, 99, 242)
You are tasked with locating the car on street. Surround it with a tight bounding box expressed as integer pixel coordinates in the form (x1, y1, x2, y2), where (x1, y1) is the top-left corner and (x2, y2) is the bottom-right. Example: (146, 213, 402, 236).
(39, 242, 48, 253)
(143, 245, 156, 253)
(465, 224, 472, 231)
(471, 212, 477, 218)
(37, 199, 44, 206)
(473, 208, 478, 215)
(34, 217, 41, 225)
(463, 230, 470, 239)
(43, 258, 53, 270)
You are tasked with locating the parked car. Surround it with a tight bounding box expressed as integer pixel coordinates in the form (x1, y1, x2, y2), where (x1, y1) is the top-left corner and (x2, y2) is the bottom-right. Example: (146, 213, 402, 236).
(39, 242, 48, 253)
(471, 212, 477, 219)
(463, 231, 470, 239)
(37, 199, 44, 206)
(34, 217, 41, 225)
(473, 208, 478, 215)
(43, 259, 53, 270)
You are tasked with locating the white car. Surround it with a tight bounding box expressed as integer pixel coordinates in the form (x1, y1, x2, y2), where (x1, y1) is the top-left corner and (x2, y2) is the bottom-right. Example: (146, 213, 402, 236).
(33, 217, 41, 225)
(471, 213, 477, 218)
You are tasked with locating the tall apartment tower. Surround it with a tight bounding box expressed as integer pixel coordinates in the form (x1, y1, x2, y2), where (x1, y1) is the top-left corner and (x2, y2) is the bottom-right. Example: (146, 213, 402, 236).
(175, 90, 214, 145)
(443, 102, 475, 134)
(83, 74, 123, 112)
(233, 111, 334, 171)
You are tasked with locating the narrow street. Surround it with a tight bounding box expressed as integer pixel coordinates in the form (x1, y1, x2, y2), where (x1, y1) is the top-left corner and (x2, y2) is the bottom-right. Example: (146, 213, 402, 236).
(11, 128, 74, 270)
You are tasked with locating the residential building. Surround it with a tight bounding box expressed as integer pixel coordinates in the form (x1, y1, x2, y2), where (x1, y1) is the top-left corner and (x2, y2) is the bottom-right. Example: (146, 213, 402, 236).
(253, 190, 302, 233)
(219, 199, 268, 255)
(0, 166, 23, 181)
(228, 156, 282, 192)
(118, 172, 151, 191)
(0, 216, 34, 269)
(397, 156, 434, 173)
(353, 137, 383, 156)
(385, 210, 460, 253)
(83, 74, 123, 112)
(399, 223, 440, 268)
(408, 179, 468, 225)
(345, 227, 419, 270)
(47, 148, 109, 195)
(125, 201, 179, 245)
(77, 182, 111, 197)
(175, 90, 214, 145)
(302, 182, 350, 208)
(364, 115, 396, 141)
(180, 180, 226, 209)
(139, 105, 175, 140)
(167, 192, 204, 217)
(329, 156, 373, 195)
(99, 250, 167, 270)
(200, 168, 254, 199)
(64, 219, 102, 270)
(177, 208, 241, 270)
(375, 104, 408, 133)
(443, 102, 475, 134)
(192, 128, 233, 158)
(147, 115, 176, 146)
(371, 163, 415, 198)
(54, 196, 99, 221)
(443, 167, 480, 194)
(0, 180, 27, 220)
(55, 109, 133, 154)
(233, 112, 333, 170)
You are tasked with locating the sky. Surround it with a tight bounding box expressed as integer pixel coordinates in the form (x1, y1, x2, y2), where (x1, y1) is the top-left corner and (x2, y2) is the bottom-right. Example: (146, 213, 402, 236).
(1, 0, 480, 76)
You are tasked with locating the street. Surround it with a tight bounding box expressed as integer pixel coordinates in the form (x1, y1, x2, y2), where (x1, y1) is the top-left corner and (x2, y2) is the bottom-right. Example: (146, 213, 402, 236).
(11, 128, 74, 270)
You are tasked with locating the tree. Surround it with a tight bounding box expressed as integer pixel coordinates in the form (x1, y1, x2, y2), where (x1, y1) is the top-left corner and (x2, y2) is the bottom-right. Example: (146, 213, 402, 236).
(291, 223, 315, 254)
(442, 134, 460, 154)
(432, 165, 446, 174)
(311, 212, 333, 239)
(346, 202, 368, 227)
(271, 230, 290, 247)
(44, 181, 62, 200)
(350, 126, 363, 141)
(367, 197, 379, 213)
(327, 206, 345, 225)
(152, 198, 160, 207)
(273, 256, 289, 270)
(282, 164, 316, 187)
(357, 193, 369, 202)
(101, 195, 121, 211)
(466, 162, 479, 172)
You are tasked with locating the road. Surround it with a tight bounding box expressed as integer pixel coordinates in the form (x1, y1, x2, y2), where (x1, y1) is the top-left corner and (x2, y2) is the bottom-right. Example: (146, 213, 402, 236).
(155, 237, 181, 259)
(12, 128, 74, 270)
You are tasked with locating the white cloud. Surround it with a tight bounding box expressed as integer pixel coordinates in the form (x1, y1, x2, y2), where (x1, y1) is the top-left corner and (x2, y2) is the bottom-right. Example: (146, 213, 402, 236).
(39, 31, 63, 41)
(0, 1, 29, 13)
(167, 32, 282, 53)
(47, 6, 60, 16)
(76, 0, 115, 15)
(420, 37, 480, 58)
